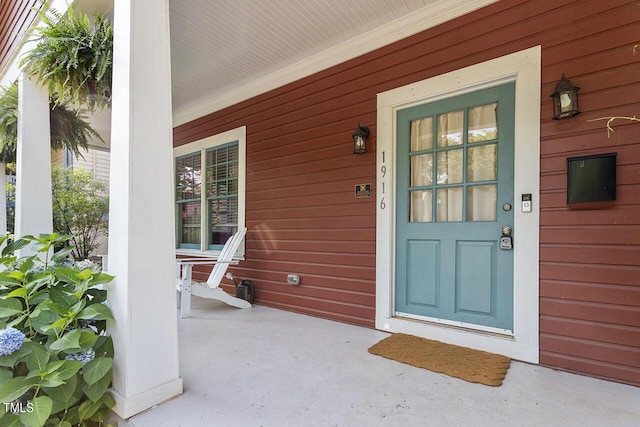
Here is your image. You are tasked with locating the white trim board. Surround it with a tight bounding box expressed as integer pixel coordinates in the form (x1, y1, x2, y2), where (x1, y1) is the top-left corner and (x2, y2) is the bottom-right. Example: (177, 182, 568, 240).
(375, 46, 541, 363)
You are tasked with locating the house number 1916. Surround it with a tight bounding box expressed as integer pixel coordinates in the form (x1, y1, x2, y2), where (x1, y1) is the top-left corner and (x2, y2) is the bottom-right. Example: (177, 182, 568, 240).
(380, 151, 387, 210)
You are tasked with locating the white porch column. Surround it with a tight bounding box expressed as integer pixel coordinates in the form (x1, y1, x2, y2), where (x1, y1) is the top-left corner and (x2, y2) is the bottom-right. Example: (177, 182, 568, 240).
(107, 0, 182, 418)
(15, 75, 53, 250)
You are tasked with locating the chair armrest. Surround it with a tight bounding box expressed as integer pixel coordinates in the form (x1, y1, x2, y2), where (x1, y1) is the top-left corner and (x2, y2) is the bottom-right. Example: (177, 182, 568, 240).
(176, 259, 240, 266)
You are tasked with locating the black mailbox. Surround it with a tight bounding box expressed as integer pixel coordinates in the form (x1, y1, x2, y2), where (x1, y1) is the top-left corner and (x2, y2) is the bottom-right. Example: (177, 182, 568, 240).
(567, 153, 616, 204)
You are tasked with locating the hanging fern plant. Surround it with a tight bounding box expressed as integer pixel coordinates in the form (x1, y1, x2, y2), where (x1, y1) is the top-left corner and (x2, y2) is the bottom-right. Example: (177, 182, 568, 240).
(0, 84, 103, 163)
(20, 4, 113, 112)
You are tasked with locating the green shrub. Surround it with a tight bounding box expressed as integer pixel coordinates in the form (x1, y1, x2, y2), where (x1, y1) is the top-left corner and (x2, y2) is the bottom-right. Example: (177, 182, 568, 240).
(0, 233, 116, 426)
(52, 166, 109, 260)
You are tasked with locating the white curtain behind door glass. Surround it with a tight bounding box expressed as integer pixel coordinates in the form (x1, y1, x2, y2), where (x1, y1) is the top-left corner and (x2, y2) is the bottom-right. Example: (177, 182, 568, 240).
(467, 185, 497, 221)
(468, 103, 498, 142)
(436, 110, 464, 221)
(411, 117, 433, 151)
(438, 110, 463, 147)
(410, 190, 432, 222)
(410, 118, 434, 222)
(467, 102, 498, 221)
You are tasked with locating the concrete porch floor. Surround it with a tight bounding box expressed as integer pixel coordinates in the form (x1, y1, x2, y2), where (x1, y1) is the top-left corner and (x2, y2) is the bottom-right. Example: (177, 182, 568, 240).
(112, 298, 639, 427)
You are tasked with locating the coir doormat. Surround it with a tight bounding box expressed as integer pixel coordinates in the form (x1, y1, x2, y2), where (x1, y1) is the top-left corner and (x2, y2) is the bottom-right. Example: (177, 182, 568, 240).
(368, 333, 510, 386)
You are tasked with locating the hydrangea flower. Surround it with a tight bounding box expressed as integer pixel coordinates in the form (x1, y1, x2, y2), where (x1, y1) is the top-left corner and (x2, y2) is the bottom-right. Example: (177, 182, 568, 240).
(0, 327, 26, 356)
(75, 259, 97, 271)
(30, 264, 46, 272)
(65, 348, 96, 364)
(59, 259, 76, 268)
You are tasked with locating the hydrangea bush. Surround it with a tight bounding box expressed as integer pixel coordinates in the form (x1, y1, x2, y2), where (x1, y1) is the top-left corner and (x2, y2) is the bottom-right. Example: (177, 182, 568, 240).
(0, 234, 116, 427)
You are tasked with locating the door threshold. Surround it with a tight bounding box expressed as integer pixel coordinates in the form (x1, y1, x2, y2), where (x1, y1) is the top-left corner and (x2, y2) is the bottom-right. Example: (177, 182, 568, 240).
(394, 312, 515, 339)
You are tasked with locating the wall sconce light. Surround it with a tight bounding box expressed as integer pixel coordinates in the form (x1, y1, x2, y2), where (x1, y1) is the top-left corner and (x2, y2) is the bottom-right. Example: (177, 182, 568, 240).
(550, 73, 580, 120)
(352, 123, 370, 154)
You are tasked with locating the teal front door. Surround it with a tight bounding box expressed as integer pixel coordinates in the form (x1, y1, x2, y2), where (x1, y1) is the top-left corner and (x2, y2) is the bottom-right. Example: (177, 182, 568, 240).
(395, 83, 515, 330)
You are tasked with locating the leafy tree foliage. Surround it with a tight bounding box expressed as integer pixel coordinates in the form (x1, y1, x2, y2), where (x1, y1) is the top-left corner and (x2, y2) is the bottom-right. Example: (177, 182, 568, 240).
(51, 166, 109, 260)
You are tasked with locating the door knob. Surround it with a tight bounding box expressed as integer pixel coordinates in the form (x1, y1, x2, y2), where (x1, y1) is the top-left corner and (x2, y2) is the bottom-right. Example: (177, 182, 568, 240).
(500, 226, 513, 250)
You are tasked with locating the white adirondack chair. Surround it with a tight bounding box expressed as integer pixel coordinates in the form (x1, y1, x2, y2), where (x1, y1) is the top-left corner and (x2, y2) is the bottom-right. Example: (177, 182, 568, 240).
(176, 228, 250, 318)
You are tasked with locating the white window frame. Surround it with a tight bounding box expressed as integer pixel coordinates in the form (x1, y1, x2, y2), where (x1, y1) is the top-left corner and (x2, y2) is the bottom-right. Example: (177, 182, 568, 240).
(173, 126, 246, 258)
(376, 47, 541, 363)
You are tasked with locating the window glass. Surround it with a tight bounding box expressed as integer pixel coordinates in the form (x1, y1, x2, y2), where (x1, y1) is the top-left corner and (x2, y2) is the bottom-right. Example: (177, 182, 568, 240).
(411, 117, 434, 151)
(437, 110, 463, 147)
(437, 149, 463, 184)
(176, 153, 202, 246)
(467, 185, 497, 221)
(176, 153, 201, 201)
(436, 187, 463, 222)
(410, 190, 433, 222)
(179, 202, 201, 246)
(206, 144, 239, 248)
(468, 103, 498, 142)
(174, 128, 245, 253)
(468, 144, 497, 182)
(411, 154, 433, 187)
(409, 103, 500, 224)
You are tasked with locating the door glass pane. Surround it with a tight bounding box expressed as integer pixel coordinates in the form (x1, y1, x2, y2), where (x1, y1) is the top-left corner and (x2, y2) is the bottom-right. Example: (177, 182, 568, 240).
(410, 190, 433, 222)
(436, 187, 462, 222)
(468, 144, 497, 182)
(467, 185, 497, 221)
(437, 110, 463, 147)
(468, 103, 498, 142)
(411, 117, 433, 151)
(411, 154, 433, 186)
(437, 149, 463, 184)
(179, 202, 201, 245)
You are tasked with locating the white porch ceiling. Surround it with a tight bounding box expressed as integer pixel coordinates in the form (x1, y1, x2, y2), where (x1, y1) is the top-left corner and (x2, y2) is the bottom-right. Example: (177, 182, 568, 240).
(167, 0, 496, 125)
(72, 0, 497, 126)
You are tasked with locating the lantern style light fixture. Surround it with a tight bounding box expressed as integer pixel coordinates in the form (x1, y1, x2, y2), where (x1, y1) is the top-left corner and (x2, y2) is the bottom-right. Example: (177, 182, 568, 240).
(550, 73, 580, 120)
(352, 123, 370, 154)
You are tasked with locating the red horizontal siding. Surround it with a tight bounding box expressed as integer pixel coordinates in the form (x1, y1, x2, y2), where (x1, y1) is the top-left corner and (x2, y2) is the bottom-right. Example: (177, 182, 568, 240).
(540, 281, 639, 306)
(534, 0, 640, 387)
(541, 299, 639, 327)
(540, 316, 640, 348)
(540, 352, 640, 386)
(540, 226, 640, 245)
(541, 244, 640, 266)
(541, 334, 640, 370)
(0, 0, 39, 76)
(174, 0, 640, 385)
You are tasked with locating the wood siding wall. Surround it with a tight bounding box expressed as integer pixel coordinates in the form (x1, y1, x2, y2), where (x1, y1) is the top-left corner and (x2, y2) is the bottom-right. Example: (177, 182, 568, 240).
(0, 0, 39, 75)
(73, 147, 110, 184)
(174, 0, 640, 386)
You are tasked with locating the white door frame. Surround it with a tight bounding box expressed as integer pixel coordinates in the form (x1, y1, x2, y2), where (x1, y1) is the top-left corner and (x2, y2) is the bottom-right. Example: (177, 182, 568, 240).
(375, 46, 541, 363)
